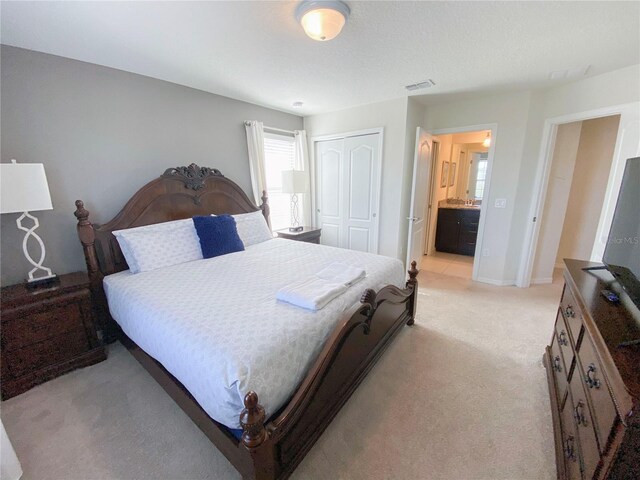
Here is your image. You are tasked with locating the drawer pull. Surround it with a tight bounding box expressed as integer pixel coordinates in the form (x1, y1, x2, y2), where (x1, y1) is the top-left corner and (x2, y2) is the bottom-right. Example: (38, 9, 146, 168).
(564, 435, 576, 461)
(573, 400, 588, 427)
(584, 363, 601, 389)
(564, 305, 575, 318)
(557, 330, 569, 347)
(552, 356, 562, 372)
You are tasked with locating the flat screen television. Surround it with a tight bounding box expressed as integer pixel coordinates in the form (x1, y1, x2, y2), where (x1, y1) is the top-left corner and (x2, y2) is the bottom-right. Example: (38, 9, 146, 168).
(602, 156, 640, 309)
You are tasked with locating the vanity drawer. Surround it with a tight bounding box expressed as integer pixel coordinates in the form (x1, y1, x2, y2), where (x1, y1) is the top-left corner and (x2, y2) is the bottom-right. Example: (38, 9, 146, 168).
(550, 328, 568, 406)
(561, 284, 584, 347)
(560, 389, 582, 480)
(577, 334, 618, 452)
(569, 368, 600, 480)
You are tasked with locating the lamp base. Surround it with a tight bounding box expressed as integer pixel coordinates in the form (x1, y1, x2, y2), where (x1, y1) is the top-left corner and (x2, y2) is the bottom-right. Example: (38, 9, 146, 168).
(288, 226, 304, 232)
(26, 274, 59, 290)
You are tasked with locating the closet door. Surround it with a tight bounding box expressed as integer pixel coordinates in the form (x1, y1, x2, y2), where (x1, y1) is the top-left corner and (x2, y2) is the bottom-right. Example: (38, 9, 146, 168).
(315, 139, 344, 248)
(314, 133, 381, 253)
(343, 134, 380, 253)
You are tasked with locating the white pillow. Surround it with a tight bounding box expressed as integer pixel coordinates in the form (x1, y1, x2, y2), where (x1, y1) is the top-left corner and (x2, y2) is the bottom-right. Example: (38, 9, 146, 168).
(232, 211, 273, 247)
(113, 219, 202, 273)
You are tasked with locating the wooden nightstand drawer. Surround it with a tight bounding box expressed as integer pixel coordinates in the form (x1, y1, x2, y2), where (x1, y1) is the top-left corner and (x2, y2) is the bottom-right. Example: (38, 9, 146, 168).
(2, 291, 89, 351)
(1, 272, 106, 399)
(5, 328, 91, 378)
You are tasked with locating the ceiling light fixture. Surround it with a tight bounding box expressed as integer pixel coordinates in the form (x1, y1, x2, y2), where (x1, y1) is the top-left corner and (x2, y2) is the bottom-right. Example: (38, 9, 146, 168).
(296, 1, 350, 42)
(483, 132, 491, 148)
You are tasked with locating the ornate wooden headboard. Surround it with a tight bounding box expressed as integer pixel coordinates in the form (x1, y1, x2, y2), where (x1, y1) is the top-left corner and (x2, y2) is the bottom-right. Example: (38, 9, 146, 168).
(73, 164, 269, 339)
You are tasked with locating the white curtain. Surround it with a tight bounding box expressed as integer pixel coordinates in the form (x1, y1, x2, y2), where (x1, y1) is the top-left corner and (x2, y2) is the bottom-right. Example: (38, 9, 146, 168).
(244, 120, 267, 206)
(294, 130, 312, 226)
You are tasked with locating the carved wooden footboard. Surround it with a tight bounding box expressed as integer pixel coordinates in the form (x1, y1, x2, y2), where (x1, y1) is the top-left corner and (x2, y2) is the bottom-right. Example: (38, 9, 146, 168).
(239, 266, 418, 480)
(73, 165, 418, 480)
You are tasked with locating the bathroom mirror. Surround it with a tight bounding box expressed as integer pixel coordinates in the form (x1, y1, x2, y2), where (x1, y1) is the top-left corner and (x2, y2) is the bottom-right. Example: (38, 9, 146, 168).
(446, 143, 488, 203)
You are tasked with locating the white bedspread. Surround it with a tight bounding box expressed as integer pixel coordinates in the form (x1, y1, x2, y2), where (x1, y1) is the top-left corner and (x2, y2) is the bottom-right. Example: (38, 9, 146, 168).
(103, 238, 405, 429)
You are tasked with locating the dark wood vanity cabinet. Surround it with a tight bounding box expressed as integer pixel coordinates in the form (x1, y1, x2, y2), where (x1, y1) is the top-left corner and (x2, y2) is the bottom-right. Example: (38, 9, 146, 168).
(434, 207, 480, 256)
(544, 259, 640, 480)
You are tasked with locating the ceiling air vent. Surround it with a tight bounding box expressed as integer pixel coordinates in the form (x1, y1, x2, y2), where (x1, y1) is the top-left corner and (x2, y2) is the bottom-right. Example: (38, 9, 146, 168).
(405, 79, 436, 92)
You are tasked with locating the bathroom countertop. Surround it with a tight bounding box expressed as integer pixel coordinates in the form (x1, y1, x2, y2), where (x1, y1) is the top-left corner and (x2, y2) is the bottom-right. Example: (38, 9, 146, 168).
(438, 204, 481, 210)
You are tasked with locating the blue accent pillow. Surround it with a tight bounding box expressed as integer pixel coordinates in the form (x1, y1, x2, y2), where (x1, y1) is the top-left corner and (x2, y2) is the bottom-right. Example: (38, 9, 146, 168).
(192, 215, 245, 259)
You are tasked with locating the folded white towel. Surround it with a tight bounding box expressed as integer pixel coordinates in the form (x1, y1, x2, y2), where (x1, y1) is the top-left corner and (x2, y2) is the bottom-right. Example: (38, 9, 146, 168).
(276, 277, 347, 311)
(316, 262, 366, 286)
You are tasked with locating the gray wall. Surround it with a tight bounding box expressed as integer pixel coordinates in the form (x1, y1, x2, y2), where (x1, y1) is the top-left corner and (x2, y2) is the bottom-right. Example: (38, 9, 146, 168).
(1, 46, 302, 286)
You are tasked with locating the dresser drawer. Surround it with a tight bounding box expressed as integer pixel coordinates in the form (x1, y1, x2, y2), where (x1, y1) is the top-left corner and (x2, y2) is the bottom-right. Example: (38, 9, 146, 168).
(560, 389, 582, 480)
(2, 291, 89, 351)
(555, 310, 575, 380)
(4, 328, 91, 378)
(561, 284, 584, 347)
(577, 334, 618, 452)
(551, 317, 569, 404)
(569, 367, 600, 480)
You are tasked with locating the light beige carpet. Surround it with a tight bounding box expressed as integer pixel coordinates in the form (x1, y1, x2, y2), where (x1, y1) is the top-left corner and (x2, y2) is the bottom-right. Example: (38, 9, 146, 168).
(1, 270, 563, 480)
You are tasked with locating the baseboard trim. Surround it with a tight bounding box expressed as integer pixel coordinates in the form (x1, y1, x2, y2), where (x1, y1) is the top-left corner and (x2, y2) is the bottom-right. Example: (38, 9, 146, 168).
(531, 277, 553, 285)
(474, 276, 515, 286)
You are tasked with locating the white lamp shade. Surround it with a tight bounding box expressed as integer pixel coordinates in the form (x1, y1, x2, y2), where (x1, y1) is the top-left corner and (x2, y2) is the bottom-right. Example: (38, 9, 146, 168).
(0, 162, 53, 214)
(281, 170, 309, 194)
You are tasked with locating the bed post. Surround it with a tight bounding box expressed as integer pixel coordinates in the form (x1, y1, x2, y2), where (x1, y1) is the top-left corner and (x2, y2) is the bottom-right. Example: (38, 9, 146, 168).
(74, 200, 114, 340)
(406, 260, 419, 325)
(260, 190, 271, 229)
(240, 391, 277, 480)
(74, 200, 102, 283)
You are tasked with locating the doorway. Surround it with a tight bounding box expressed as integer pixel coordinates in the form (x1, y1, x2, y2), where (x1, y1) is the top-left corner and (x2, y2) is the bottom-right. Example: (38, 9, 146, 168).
(517, 101, 640, 287)
(530, 115, 621, 284)
(406, 125, 497, 281)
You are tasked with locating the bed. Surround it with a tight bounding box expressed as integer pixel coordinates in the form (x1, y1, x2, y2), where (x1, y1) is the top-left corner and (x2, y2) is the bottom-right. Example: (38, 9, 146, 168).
(74, 164, 418, 480)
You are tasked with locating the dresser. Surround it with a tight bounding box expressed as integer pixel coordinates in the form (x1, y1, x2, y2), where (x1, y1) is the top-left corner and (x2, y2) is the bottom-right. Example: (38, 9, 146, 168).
(544, 259, 640, 480)
(275, 226, 322, 244)
(1, 272, 107, 399)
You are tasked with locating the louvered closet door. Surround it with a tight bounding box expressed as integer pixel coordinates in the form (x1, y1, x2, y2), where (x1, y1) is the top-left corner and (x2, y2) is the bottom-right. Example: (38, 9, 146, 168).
(315, 133, 380, 253)
(315, 139, 344, 248)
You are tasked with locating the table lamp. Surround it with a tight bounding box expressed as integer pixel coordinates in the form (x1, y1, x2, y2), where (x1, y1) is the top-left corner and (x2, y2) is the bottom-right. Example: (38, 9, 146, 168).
(281, 169, 309, 232)
(0, 159, 57, 286)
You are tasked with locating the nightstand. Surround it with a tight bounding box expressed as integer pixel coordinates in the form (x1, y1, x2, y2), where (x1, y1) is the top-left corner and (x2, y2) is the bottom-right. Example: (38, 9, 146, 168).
(275, 227, 322, 244)
(1, 271, 107, 399)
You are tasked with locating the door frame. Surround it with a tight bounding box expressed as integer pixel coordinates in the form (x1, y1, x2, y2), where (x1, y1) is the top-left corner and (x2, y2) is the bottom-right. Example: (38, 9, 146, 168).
(310, 127, 384, 253)
(424, 123, 498, 282)
(516, 102, 640, 288)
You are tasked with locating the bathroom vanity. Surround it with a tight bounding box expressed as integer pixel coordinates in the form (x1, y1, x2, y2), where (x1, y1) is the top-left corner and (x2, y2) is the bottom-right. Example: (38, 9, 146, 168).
(434, 204, 480, 256)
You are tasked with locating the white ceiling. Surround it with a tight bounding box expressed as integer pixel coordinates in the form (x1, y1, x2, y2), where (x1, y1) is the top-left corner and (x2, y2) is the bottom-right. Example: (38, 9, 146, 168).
(2, 1, 639, 115)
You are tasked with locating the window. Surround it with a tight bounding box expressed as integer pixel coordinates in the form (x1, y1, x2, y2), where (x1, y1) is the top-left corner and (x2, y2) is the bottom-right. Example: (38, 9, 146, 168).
(474, 153, 489, 200)
(263, 133, 303, 232)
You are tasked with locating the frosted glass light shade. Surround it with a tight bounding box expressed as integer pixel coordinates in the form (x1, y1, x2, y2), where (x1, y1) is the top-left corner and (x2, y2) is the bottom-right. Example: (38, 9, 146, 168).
(0, 161, 53, 214)
(296, 1, 350, 41)
(482, 133, 491, 148)
(281, 170, 309, 194)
